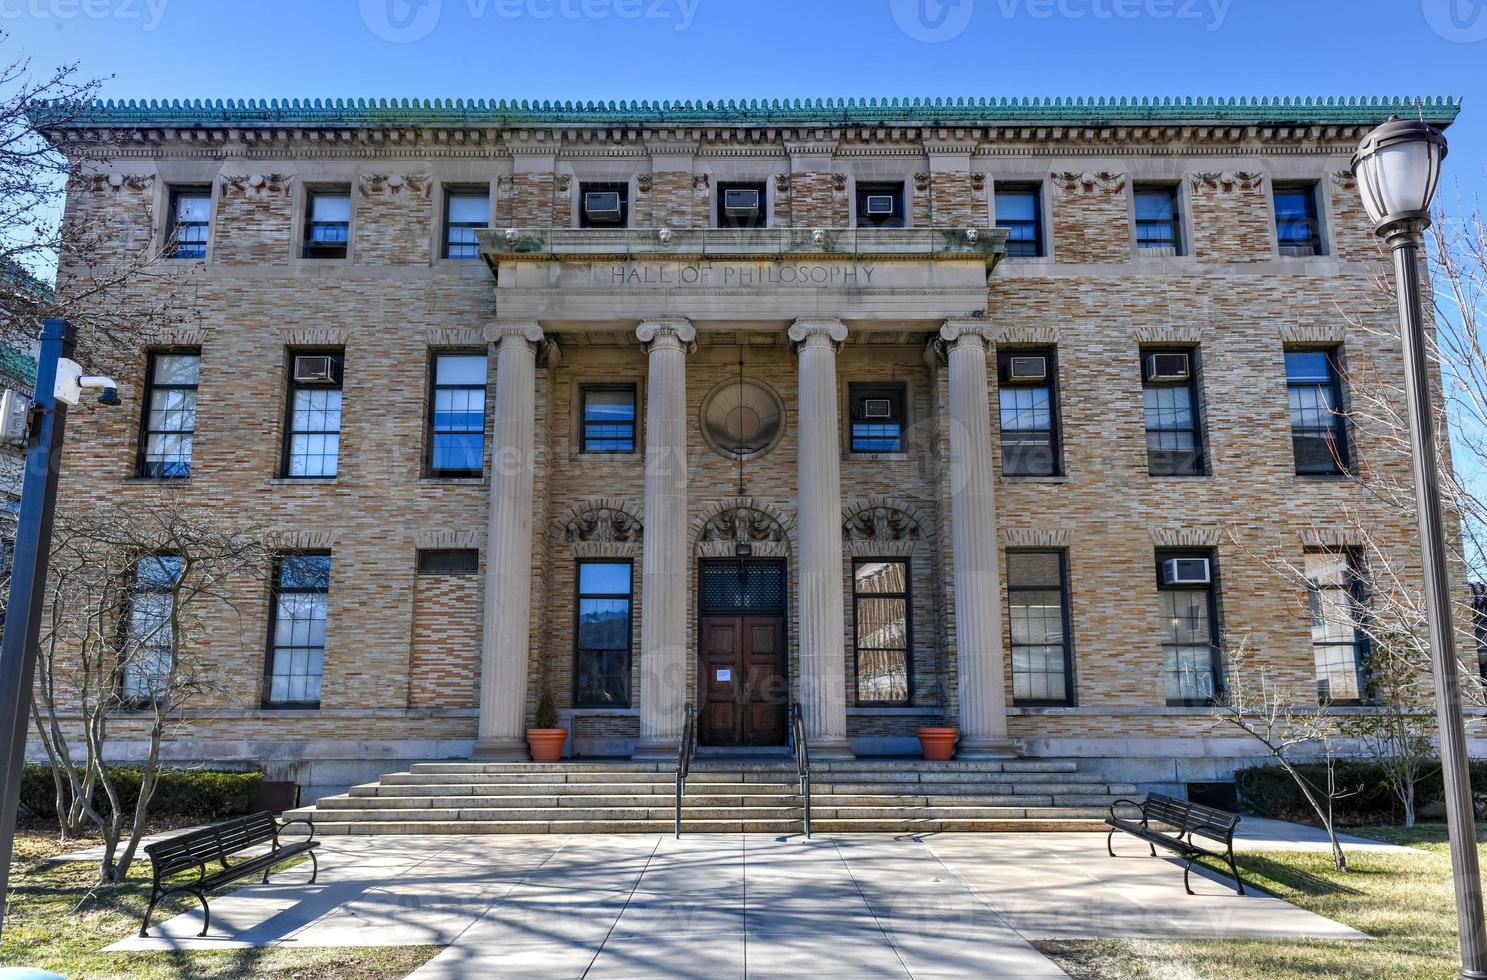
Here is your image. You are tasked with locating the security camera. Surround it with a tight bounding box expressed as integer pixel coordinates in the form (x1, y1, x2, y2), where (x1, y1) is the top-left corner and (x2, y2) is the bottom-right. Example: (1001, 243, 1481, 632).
(78, 375, 121, 407)
(53, 360, 122, 409)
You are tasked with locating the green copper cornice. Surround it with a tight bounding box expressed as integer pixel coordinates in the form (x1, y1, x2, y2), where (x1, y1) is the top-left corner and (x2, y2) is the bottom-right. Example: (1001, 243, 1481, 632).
(33, 95, 1462, 129)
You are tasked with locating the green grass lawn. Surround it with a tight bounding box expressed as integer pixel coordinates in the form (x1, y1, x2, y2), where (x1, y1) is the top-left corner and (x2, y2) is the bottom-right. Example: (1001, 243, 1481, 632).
(1037, 823, 1476, 980)
(1, 827, 439, 979)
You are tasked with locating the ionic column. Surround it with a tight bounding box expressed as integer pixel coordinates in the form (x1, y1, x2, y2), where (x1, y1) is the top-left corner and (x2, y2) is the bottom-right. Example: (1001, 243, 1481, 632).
(472, 321, 544, 760)
(632, 319, 696, 759)
(940, 319, 1016, 758)
(789, 318, 854, 759)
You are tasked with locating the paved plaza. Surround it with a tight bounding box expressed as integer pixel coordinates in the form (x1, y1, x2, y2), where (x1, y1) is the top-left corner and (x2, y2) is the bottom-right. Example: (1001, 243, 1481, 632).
(101, 830, 1376, 978)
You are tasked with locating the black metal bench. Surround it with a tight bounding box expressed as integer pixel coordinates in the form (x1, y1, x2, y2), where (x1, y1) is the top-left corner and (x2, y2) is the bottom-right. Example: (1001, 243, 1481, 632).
(1105, 792, 1244, 895)
(140, 811, 319, 937)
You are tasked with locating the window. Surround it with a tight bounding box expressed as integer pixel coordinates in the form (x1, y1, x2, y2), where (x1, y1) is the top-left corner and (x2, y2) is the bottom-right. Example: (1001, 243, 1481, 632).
(1473, 583, 1487, 682)
(998, 349, 1060, 476)
(996, 184, 1043, 257)
(1286, 349, 1349, 475)
(580, 385, 637, 453)
(417, 549, 479, 575)
(121, 554, 181, 704)
(848, 384, 906, 453)
(1157, 551, 1221, 705)
(1142, 349, 1204, 476)
(138, 351, 200, 479)
(428, 352, 487, 477)
(265, 553, 330, 707)
(1134, 185, 1182, 256)
(1274, 184, 1323, 256)
(574, 561, 632, 707)
(283, 351, 343, 478)
(1008, 550, 1073, 705)
(1306, 550, 1368, 703)
(856, 181, 905, 228)
(167, 187, 211, 259)
(443, 190, 488, 259)
(579, 182, 628, 228)
(717, 181, 767, 229)
(303, 188, 350, 258)
(853, 559, 910, 704)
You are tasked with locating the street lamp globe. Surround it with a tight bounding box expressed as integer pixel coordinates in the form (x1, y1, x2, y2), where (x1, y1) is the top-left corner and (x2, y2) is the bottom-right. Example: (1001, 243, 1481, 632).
(1351, 117, 1448, 230)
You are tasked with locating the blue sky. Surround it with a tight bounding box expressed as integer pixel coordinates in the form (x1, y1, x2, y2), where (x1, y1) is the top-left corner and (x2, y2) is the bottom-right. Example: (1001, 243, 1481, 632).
(5, 0, 1485, 205)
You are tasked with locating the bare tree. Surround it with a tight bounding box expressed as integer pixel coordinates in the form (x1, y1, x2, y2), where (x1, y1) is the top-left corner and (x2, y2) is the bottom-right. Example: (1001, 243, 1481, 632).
(1208, 642, 1350, 871)
(29, 491, 277, 883)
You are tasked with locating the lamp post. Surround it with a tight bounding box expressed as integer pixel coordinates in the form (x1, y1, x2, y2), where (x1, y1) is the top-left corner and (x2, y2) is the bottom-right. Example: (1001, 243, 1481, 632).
(1353, 117, 1486, 979)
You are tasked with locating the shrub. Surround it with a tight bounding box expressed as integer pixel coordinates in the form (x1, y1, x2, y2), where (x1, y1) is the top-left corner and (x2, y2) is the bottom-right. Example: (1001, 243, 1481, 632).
(1235, 760, 1452, 826)
(18, 765, 264, 822)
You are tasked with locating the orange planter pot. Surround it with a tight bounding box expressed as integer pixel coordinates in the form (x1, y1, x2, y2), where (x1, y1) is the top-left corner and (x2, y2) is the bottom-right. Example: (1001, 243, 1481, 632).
(526, 728, 568, 763)
(916, 727, 958, 761)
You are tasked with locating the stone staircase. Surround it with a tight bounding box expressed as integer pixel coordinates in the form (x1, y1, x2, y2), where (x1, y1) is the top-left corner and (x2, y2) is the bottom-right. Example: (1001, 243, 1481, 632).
(286, 758, 1132, 834)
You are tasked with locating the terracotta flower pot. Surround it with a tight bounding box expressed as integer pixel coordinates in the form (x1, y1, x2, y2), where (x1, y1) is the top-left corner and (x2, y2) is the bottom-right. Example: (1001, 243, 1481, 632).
(916, 726, 958, 762)
(526, 728, 568, 763)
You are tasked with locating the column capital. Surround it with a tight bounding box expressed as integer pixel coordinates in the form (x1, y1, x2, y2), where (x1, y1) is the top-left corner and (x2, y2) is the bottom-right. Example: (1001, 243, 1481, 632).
(483, 320, 545, 351)
(939, 318, 997, 350)
(636, 318, 696, 353)
(788, 318, 848, 352)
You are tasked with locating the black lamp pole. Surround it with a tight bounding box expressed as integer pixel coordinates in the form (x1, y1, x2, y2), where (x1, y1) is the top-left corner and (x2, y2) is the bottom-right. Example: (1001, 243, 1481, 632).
(0, 319, 74, 938)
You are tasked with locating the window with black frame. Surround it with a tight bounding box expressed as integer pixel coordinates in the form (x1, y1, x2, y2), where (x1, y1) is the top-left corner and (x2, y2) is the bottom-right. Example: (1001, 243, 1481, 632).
(138, 350, 200, 479)
(856, 181, 905, 228)
(853, 559, 910, 704)
(998, 349, 1060, 476)
(443, 190, 488, 259)
(303, 188, 351, 258)
(575, 561, 632, 707)
(121, 554, 181, 704)
(1141, 348, 1204, 476)
(1134, 185, 1182, 255)
(428, 351, 487, 477)
(579, 182, 628, 228)
(580, 386, 637, 453)
(1008, 550, 1073, 705)
(1286, 349, 1349, 475)
(167, 187, 211, 259)
(1274, 184, 1324, 256)
(265, 553, 330, 707)
(1306, 549, 1368, 703)
(717, 181, 767, 228)
(848, 383, 906, 453)
(995, 184, 1043, 257)
(1157, 550, 1221, 705)
(283, 351, 344, 478)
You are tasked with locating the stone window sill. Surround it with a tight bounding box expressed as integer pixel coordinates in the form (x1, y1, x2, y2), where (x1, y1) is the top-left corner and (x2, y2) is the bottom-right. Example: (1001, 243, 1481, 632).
(419, 477, 487, 487)
(269, 477, 338, 486)
(1001, 475, 1070, 485)
(563, 708, 639, 717)
(848, 706, 941, 716)
(844, 452, 910, 463)
(122, 476, 191, 486)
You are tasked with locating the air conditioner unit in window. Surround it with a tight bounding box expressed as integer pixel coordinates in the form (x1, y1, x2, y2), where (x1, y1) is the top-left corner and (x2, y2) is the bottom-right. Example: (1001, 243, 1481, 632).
(1146, 352, 1191, 382)
(1161, 557, 1211, 585)
(1003, 355, 1048, 382)
(723, 188, 761, 220)
(865, 195, 897, 216)
(293, 355, 339, 384)
(862, 398, 893, 419)
(583, 191, 622, 222)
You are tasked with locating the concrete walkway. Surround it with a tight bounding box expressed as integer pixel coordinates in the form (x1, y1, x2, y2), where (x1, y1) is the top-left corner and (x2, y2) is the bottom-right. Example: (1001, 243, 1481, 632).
(104, 830, 1380, 977)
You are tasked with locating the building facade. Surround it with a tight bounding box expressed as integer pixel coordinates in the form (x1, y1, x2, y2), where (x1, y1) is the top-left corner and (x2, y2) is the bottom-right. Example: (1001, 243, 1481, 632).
(38, 95, 1463, 797)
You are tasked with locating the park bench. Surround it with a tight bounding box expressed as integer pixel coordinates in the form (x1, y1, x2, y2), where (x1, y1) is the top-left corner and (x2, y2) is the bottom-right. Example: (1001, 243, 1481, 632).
(1105, 792, 1244, 895)
(139, 811, 319, 937)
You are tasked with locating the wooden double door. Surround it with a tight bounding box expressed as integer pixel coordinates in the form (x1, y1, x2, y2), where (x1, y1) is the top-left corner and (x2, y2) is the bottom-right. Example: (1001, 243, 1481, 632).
(698, 614, 787, 747)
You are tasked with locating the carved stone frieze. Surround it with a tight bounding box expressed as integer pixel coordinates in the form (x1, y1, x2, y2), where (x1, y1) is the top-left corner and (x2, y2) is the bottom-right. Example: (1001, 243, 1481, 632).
(563, 506, 642, 544)
(699, 507, 787, 547)
(221, 173, 293, 197)
(357, 173, 432, 197)
(1049, 171, 1128, 195)
(69, 173, 155, 193)
(843, 506, 922, 543)
(1189, 171, 1265, 193)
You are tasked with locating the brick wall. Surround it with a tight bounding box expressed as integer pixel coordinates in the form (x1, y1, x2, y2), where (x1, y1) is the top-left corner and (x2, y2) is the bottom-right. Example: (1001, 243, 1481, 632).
(1188, 171, 1273, 263)
(1050, 171, 1132, 263)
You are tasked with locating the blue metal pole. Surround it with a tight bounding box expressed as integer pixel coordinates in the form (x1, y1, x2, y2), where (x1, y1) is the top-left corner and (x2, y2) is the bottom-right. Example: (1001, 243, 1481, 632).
(0, 319, 75, 938)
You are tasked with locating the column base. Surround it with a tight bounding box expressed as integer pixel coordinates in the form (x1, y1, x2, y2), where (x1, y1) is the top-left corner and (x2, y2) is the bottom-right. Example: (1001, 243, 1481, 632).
(630, 737, 680, 761)
(470, 737, 530, 762)
(955, 736, 1020, 760)
(807, 738, 856, 761)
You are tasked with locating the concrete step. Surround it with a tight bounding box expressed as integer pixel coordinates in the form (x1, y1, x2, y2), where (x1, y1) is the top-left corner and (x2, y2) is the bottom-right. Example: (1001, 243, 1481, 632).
(298, 816, 1109, 835)
(407, 758, 1081, 775)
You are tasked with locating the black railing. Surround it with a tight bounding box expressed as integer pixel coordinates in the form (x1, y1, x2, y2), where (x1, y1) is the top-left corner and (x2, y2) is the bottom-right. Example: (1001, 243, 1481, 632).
(675, 702, 696, 839)
(789, 702, 811, 839)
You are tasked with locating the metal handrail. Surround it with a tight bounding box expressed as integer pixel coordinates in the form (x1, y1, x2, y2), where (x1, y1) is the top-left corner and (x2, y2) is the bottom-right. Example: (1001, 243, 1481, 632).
(675, 702, 696, 839)
(789, 702, 811, 839)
